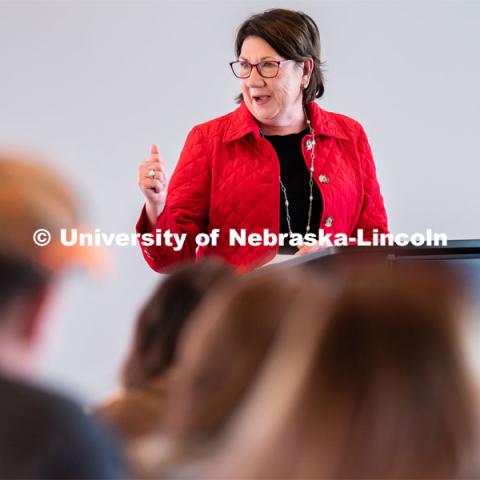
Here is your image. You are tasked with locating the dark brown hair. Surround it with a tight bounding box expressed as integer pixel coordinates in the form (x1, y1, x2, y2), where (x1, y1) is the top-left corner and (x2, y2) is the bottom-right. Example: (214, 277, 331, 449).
(234, 9, 325, 104)
(122, 259, 234, 389)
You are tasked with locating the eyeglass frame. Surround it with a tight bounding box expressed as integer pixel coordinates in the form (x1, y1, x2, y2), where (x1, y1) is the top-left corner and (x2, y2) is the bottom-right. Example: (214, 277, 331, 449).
(229, 59, 295, 79)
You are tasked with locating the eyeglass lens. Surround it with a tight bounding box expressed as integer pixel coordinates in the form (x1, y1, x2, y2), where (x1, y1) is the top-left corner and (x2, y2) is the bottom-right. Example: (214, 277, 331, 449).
(232, 61, 279, 78)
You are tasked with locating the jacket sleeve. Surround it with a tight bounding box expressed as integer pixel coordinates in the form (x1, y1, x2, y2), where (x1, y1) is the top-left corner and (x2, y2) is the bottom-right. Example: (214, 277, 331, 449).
(352, 125, 389, 241)
(136, 126, 211, 272)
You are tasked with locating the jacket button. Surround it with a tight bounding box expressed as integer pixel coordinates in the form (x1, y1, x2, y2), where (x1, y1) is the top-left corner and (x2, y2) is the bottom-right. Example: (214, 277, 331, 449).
(324, 216, 334, 227)
(318, 174, 330, 184)
(305, 138, 315, 150)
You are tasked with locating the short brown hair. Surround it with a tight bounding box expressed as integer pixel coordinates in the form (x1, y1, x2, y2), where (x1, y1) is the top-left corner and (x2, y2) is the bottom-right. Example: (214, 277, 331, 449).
(234, 9, 325, 104)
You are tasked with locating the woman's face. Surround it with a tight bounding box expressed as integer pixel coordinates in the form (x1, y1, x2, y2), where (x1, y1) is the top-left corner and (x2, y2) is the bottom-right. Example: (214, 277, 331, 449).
(239, 36, 307, 127)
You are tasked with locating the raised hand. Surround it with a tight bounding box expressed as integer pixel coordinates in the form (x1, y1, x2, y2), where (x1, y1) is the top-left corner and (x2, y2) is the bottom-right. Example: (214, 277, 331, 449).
(138, 144, 168, 228)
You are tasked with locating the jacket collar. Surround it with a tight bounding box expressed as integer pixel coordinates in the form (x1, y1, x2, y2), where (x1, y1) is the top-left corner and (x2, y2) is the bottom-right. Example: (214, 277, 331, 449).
(224, 101, 349, 142)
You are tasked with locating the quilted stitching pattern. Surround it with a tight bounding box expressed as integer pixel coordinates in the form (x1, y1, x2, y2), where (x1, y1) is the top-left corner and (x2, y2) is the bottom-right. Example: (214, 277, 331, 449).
(136, 102, 388, 272)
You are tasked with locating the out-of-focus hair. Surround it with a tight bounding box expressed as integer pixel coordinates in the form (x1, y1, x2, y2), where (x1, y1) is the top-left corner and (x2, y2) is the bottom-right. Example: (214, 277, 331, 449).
(132, 268, 332, 479)
(122, 260, 234, 389)
(210, 263, 479, 479)
(163, 269, 327, 441)
(0, 152, 94, 274)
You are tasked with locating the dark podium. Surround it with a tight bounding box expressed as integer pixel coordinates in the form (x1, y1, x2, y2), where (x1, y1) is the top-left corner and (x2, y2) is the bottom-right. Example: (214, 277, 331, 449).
(275, 239, 480, 267)
(268, 240, 480, 306)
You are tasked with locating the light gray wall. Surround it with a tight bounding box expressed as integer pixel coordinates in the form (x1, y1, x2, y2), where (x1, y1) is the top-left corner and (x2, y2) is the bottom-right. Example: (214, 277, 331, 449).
(0, 0, 479, 403)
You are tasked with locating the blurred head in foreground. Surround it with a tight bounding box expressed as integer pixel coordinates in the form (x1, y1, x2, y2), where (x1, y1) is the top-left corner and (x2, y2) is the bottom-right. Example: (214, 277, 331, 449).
(97, 259, 235, 442)
(0, 152, 89, 274)
(0, 152, 126, 478)
(165, 269, 328, 440)
(207, 263, 480, 479)
(132, 269, 330, 477)
(0, 152, 90, 376)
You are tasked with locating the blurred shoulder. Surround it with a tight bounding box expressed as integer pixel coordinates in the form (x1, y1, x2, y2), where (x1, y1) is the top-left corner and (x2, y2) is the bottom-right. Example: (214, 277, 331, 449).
(0, 373, 125, 478)
(0, 373, 81, 418)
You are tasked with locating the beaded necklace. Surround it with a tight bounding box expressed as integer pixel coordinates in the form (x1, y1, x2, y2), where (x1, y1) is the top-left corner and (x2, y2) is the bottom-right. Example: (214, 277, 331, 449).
(260, 109, 315, 237)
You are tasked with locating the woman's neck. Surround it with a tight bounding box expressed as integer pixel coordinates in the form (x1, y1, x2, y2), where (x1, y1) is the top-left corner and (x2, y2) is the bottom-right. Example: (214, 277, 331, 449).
(258, 106, 307, 136)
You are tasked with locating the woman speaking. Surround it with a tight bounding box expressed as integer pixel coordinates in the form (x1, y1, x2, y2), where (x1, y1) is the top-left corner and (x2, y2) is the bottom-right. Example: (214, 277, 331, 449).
(136, 9, 388, 272)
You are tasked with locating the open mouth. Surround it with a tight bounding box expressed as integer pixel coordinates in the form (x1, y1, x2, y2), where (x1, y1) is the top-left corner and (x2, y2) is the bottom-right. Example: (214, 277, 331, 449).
(253, 95, 271, 104)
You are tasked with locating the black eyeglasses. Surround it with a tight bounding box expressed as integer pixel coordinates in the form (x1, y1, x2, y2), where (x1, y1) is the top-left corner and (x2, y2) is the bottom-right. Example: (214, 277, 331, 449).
(229, 59, 294, 79)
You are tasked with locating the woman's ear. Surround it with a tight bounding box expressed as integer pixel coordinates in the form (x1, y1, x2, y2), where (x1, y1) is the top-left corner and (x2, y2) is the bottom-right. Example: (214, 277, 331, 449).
(302, 58, 314, 88)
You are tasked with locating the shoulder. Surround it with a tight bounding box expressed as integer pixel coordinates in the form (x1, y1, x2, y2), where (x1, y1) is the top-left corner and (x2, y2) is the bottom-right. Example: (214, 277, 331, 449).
(186, 109, 238, 145)
(329, 111, 364, 137)
(0, 373, 80, 420)
(0, 374, 124, 477)
(0, 373, 106, 443)
(309, 102, 367, 141)
(196, 110, 236, 136)
(187, 103, 255, 145)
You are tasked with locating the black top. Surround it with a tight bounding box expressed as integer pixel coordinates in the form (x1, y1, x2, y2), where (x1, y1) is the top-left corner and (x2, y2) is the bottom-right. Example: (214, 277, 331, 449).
(0, 373, 126, 479)
(264, 128, 323, 253)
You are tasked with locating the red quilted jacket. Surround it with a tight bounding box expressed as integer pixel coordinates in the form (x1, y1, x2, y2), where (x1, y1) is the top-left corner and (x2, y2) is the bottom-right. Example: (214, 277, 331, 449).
(136, 101, 388, 272)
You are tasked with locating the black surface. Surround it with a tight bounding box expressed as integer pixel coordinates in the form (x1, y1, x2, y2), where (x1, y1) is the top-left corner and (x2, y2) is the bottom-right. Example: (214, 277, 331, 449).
(0, 374, 126, 479)
(275, 239, 480, 270)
